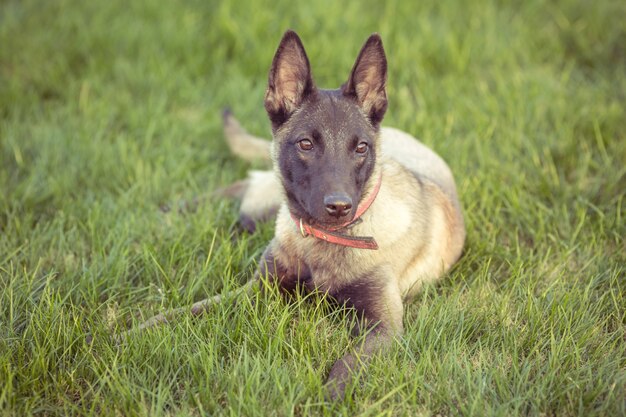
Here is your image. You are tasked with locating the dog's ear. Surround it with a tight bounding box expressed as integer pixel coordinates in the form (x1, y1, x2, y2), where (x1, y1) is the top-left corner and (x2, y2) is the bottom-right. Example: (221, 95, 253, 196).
(265, 30, 315, 129)
(342, 34, 388, 127)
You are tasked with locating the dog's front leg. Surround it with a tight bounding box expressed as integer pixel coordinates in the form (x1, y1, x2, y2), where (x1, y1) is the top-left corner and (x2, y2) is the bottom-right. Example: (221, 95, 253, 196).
(325, 278, 404, 401)
(257, 239, 311, 292)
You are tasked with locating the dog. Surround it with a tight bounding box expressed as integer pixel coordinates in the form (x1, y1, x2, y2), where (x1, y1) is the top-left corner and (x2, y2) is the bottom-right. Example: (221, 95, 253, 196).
(127, 30, 465, 400)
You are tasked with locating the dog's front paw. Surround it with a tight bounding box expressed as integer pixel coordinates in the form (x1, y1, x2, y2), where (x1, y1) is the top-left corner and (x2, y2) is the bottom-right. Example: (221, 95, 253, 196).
(238, 213, 257, 233)
(323, 356, 356, 401)
(324, 377, 348, 402)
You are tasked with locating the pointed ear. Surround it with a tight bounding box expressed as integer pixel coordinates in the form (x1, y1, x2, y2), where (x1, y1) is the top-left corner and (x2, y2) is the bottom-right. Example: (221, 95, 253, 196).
(264, 30, 315, 129)
(342, 34, 388, 126)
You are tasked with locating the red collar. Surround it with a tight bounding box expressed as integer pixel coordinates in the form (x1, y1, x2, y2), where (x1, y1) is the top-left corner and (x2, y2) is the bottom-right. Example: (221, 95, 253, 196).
(290, 173, 382, 250)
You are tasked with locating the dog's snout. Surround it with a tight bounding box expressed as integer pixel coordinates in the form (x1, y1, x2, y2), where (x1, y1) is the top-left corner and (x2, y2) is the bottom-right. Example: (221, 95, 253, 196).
(324, 194, 353, 218)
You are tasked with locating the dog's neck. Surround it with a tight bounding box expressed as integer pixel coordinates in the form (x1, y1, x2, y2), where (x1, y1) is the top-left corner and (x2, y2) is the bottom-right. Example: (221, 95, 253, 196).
(290, 172, 383, 250)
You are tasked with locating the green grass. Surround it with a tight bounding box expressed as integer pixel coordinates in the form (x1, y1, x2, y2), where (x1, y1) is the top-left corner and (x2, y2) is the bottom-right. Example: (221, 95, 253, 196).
(1, 0, 625, 415)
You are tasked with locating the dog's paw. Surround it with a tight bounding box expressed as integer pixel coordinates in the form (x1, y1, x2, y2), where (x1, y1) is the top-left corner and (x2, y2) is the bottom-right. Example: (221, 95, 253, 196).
(324, 380, 348, 402)
(238, 213, 257, 234)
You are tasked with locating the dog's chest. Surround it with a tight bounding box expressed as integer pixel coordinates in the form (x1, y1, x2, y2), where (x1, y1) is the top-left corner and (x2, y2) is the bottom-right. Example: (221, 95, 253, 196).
(302, 246, 363, 292)
(282, 234, 378, 293)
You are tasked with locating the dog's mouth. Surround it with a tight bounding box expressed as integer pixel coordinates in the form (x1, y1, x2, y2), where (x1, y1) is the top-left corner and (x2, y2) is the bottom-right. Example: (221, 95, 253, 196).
(311, 214, 356, 230)
(288, 199, 359, 230)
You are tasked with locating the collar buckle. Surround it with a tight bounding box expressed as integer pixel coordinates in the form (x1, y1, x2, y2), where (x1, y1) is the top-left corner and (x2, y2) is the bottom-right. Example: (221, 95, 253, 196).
(299, 218, 308, 238)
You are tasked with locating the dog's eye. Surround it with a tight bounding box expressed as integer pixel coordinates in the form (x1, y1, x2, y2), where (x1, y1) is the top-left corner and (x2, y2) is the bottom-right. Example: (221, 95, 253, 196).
(356, 142, 369, 154)
(298, 139, 313, 151)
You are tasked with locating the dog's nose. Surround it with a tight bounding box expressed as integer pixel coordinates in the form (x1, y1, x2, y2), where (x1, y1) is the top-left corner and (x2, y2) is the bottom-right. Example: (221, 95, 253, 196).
(324, 194, 353, 218)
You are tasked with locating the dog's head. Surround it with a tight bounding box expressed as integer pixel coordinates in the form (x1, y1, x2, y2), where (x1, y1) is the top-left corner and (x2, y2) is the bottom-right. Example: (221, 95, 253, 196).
(265, 30, 388, 228)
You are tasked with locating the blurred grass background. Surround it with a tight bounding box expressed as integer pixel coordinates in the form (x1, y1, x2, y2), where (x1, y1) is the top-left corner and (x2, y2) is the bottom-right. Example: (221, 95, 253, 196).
(1, 0, 625, 415)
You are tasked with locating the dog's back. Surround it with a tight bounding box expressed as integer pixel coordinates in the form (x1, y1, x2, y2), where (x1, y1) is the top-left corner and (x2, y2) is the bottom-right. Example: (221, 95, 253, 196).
(380, 127, 459, 204)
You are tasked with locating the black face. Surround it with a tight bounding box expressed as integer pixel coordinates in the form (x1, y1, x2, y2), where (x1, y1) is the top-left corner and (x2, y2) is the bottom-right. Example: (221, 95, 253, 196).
(264, 31, 388, 227)
(277, 90, 378, 227)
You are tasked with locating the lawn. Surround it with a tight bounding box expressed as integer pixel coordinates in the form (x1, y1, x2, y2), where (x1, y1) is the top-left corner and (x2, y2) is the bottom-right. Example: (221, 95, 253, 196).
(1, 0, 625, 415)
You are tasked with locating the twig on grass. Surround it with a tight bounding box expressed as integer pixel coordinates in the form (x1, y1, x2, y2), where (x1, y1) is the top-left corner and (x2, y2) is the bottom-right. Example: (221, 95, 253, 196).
(112, 280, 256, 344)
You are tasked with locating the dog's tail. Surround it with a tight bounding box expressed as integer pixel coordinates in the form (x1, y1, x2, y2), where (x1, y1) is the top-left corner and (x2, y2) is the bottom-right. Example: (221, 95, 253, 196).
(222, 108, 272, 164)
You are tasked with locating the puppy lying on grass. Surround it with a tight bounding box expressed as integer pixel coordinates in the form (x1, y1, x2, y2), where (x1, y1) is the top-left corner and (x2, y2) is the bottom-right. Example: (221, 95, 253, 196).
(122, 30, 465, 400)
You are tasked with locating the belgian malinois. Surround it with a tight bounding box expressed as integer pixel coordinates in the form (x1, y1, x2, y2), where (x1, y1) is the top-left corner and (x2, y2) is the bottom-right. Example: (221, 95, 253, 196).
(126, 30, 465, 400)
